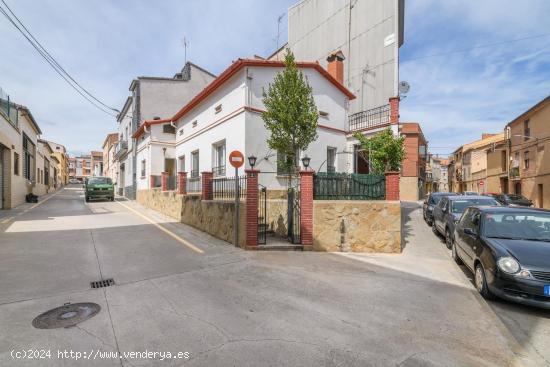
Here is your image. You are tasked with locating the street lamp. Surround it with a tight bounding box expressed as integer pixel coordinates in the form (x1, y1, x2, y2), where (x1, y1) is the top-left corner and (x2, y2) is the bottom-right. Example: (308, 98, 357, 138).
(248, 155, 257, 169)
(301, 155, 311, 170)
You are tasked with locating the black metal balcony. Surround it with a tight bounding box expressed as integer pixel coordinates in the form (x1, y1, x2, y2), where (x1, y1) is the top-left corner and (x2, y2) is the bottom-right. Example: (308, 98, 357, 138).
(349, 104, 390, 132)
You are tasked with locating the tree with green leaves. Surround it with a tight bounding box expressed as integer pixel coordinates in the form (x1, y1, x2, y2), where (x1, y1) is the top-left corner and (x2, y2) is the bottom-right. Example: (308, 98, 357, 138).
(354, 128, 405, 173)
(262, 49, 318, 173)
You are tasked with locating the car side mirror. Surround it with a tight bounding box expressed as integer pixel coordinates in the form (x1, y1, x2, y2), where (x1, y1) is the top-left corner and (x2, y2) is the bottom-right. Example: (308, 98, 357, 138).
(464, 228, 478, 237)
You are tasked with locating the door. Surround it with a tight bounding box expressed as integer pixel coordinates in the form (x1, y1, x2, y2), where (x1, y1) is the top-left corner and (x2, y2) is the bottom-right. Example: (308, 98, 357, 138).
(434, 197, 448, 233)
(455, 208, 478, 269)
(538, 184, 543, 208)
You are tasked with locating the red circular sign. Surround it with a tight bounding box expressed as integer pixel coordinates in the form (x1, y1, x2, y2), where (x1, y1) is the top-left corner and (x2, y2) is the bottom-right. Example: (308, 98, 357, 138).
(229, 150, 244, 168)
(479, 181, 484, 187)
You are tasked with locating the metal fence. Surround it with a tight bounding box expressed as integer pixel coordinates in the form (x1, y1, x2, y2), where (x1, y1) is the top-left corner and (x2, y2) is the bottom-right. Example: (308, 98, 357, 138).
(167, 175, 176, 191)
(313, 173, 386, 200)
(212, 175, 247, 200)
(348, 104, 390, 132)
(151, 175, 162, 188)
(0, 87, 19, 128)
(186, 177, 202, 193)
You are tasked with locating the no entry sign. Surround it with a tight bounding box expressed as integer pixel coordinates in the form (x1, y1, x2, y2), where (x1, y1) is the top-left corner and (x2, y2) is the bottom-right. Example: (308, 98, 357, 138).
(229, 150, 244, 168)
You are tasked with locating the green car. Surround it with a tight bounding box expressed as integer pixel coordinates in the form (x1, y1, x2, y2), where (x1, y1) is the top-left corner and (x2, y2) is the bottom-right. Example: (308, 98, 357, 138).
(85, 177, 115, 202)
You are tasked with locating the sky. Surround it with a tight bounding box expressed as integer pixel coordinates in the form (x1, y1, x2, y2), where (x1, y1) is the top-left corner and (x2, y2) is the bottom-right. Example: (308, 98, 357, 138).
(0, 0, 549, 157)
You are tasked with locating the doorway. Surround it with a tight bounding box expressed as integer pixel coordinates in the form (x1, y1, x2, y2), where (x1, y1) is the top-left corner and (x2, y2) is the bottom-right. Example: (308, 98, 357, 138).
(538, 184, 543, 208)
(514, 182, 521, 195)
(353, 145, 369, 174)
(164, 158, 175, 175)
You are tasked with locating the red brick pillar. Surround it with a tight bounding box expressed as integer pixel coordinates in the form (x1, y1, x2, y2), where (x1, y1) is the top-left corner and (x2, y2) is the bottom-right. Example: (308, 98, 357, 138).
(150, 175, 155, 189)
(177, 171, 187, 195)
(161, 172, 168, 191)
(299, 170, 314, 249)
(389, 96, 400, 124)
(245, 169, 259, 248)
(201, 171, 213, 200)
(385, 171, 400, 200)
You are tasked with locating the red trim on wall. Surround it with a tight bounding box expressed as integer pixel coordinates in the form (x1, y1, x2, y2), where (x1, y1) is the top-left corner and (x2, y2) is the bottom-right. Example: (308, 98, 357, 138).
(132, 118, 172, 139)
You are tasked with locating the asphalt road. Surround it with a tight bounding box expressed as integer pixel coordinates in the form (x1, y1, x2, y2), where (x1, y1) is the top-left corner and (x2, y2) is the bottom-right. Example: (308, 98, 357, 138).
(0, 186, 548, 366)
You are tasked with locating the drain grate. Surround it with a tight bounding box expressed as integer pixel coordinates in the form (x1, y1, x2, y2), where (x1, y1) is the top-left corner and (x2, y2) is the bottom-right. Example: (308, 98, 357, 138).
(32, 303, 101, 329)
(90, 278, 115, 289)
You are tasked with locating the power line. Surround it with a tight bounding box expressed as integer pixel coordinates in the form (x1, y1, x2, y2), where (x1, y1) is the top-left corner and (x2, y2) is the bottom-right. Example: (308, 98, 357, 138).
(0, 0, 119, 116)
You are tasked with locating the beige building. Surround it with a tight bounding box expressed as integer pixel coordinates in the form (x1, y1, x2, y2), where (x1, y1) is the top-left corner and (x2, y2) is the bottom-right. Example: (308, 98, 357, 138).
(45, 140, 69, 186)
(506, 95, 550, 208)
(102, 133, 118, 180)
(35, 140, 58, 196)
(0, 91, 42, 209)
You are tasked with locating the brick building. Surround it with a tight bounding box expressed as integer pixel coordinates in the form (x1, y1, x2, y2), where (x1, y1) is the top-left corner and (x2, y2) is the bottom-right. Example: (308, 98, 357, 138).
(399, 123, 428, 200)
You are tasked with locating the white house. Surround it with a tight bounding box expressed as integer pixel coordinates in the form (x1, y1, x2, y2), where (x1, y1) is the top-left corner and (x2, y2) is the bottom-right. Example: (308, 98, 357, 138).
(133, 57, 356, 191)
(114, 61, 216, 198)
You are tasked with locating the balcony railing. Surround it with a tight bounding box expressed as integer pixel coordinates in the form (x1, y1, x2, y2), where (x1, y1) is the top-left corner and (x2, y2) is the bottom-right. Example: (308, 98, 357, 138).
(212, 165, 226, 177)
(348, 104, 390, 132)
(510, 166, 520, 178)
(114, 140, 128, 159)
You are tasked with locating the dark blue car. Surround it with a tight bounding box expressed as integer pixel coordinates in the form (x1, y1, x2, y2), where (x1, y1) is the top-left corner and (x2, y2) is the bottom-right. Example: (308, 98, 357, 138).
(432, 195, 499, 248)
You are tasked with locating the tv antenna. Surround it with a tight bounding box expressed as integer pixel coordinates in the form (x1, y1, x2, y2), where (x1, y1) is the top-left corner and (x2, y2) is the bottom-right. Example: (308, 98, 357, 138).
(181, 37, 189, 63)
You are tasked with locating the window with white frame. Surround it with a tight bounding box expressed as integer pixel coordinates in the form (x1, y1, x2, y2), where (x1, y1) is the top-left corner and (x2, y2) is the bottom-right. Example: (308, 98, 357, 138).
(191, 150, 199, 178)
(212, 141, 226, 177)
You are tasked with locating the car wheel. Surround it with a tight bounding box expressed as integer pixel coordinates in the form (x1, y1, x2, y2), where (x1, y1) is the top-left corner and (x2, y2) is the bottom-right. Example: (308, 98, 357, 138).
(85, 196, 89, 202)
(110, 196, 114, 202)
(445, 228, 453, 249)
(475, 263, 494, 300)
(452, 241, 463, 265)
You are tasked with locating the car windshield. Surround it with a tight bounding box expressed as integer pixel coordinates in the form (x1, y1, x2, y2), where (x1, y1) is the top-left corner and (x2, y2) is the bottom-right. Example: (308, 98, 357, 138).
(88, 177, 112, 185)
(506, 195, 528, 201)
(483, 212, 550, 241)
(451, 198, 498, 214)
(428, 196, 442, 205)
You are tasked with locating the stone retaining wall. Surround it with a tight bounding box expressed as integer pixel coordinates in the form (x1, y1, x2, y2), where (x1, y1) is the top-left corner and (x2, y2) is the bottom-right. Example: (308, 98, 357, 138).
(313, 200, 401, 253)
(136, 189, 246, 247)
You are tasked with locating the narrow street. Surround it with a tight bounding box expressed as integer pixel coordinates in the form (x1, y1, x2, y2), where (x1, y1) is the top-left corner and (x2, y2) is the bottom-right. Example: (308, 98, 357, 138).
(0, 186, 548, 366)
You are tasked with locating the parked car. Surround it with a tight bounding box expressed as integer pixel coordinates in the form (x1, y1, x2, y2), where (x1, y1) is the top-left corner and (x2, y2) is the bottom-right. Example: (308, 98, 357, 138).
(423, 192, 455, 226)
(84, 177, 115, 202)
(432, 195, 500, 248)
(494, 194, 534, 207)
(68, 178, 80, 184)
(462, 191, 479, 196)
(452, 206, 550, 309)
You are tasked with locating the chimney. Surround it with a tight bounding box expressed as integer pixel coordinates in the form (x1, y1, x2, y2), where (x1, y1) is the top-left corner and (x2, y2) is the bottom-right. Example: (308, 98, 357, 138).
(326, 51, 345, 84)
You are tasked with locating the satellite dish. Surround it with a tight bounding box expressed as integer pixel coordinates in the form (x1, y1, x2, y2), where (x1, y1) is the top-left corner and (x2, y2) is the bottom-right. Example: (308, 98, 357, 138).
(399, 81, 410, 95)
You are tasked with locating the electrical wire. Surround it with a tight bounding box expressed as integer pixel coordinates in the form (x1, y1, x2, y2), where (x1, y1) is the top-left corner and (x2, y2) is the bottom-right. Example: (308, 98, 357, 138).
(0, 1, 118, 117)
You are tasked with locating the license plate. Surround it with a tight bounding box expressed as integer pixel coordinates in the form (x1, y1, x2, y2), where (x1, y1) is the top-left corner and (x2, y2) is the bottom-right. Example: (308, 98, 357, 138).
(545, 285, 550, 296)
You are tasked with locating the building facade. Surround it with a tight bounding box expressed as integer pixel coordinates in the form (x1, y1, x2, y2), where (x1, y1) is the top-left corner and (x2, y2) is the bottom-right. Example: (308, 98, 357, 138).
(45, 140, 68, 186)
(91, 151, 103, 177)
(506, 96, 550, 208)
(132, 58, 355, 191)
(279, 0, 405, 114)
(399, 122, 428, 200)
(0, 89, 43, 209)
(115, 61, 216, 199)
(102, 133, 118, 180)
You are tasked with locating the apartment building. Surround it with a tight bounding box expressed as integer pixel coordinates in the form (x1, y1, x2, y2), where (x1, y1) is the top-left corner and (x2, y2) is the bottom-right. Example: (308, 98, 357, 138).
(35, 140, 58, 195)
(438, 158, 450, 192)
(102, 133, 118, 181)
(506, 95, 550, 208)
(44, 140, 68, 186)
(450, 133, 505, 194)
(132, 58, 355, 191)
(91, 151, 103, 177)
(71, 155, 92, 181)
(0, 89, 42, 209)
(115, 61, 216, 199)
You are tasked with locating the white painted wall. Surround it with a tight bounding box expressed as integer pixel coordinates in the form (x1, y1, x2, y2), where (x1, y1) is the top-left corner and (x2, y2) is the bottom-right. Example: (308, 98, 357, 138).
(168, 64, 350, 190)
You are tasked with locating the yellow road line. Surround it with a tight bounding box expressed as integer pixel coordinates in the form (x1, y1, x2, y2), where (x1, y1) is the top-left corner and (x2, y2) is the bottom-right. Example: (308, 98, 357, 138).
(115, 200, 204, 254)
(0, 217, 14, 224)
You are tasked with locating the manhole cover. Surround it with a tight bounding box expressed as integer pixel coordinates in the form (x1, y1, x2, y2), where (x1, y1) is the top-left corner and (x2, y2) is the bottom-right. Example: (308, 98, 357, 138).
(32, 303, 101, 329)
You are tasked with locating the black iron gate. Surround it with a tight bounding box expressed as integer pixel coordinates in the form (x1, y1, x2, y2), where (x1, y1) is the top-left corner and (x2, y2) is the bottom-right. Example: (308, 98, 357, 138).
(287, 186, 301, 244)
(258, 185, 267, 245)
